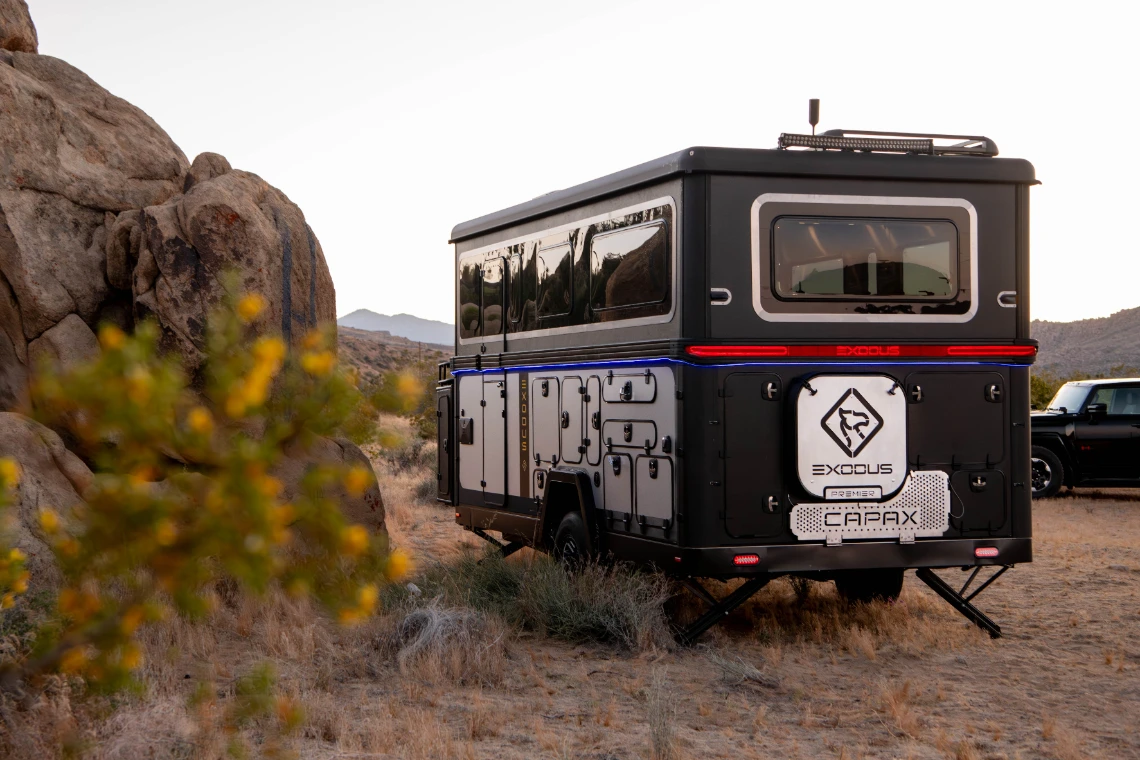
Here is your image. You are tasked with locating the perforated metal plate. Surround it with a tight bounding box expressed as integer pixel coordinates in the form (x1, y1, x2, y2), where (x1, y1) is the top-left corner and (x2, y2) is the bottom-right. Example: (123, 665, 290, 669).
(790, 470, 950, 543)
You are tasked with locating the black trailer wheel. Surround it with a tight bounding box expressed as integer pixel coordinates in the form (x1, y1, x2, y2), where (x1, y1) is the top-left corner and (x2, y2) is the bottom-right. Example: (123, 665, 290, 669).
(834, 568, 904, 603)
(1030, 446, 1064, 499)
(553, 512, 589, 567)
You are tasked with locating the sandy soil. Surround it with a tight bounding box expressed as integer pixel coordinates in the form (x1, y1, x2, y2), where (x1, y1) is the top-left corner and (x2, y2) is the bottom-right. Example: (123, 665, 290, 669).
(364, 451, 1140, 760)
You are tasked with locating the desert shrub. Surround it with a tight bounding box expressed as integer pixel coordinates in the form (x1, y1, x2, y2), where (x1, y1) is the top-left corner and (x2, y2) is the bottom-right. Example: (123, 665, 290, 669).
(413, 474, 437, 503)
(0, 291, 410, 738)
(381, 599, 507, 685)
(383, 438, 436, 474)
(404, 550, 673, 651)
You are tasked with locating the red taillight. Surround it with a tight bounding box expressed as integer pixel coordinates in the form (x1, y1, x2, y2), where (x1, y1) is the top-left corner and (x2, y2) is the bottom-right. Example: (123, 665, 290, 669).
(455, 512, 461, 519)
(685, 344, 1037, 360)
(975, 547, 999, 558)
(733, 554, 760, 566)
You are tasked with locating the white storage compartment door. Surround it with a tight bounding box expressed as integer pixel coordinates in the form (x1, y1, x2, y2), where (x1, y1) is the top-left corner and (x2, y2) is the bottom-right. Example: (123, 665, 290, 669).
(531, 376, 560, 465)
(560, 376, 584, 464)
(635, 455, 674, 525)
(602, 453, 633, 517)
(585, 376, 602, 465)
(457, 375, 482, 493)
(482, 375, 506, 502)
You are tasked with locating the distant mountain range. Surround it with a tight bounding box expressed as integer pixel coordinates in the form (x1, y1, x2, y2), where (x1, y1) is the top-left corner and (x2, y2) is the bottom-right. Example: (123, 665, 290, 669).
(337, 309, 452, 346)
(1033, 306, 1140, 377)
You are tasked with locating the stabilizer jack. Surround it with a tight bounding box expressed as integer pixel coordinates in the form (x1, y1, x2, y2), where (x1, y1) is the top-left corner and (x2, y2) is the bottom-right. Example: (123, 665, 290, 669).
(674, 577, 771, 646)
(916, 565, 1011, 639)
(471, 527, 525, 560)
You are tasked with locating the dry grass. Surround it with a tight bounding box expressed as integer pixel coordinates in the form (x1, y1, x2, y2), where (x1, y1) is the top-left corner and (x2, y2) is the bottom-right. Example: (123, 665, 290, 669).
(383, 599, 508, 686)
(646, 667, 677, 760)
(3, 416, 1137, 760)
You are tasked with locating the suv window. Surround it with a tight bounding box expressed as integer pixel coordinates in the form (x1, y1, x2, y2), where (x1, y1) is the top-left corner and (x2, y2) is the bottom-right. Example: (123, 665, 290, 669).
(773, 217, 957, 300)
(1048, 383, 1091, 412)
(1089, 385, 1140, 415)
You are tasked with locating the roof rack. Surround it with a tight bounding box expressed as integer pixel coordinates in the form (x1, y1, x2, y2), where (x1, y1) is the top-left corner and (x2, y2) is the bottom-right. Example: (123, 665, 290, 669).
(778, 129, 999, 157)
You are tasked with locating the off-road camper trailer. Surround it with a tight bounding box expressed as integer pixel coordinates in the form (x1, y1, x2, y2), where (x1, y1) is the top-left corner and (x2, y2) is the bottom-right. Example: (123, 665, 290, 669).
(437, 121, 1037, 642)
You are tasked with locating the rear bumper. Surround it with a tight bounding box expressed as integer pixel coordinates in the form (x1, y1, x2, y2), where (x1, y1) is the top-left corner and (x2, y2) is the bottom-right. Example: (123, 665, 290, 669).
(605, 533, 1031, 579)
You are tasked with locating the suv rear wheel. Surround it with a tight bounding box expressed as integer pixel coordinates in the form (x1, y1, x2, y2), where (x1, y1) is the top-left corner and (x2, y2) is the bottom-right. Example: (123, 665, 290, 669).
(834, 568, 904, 603)
(1030, 445, 1064, 499)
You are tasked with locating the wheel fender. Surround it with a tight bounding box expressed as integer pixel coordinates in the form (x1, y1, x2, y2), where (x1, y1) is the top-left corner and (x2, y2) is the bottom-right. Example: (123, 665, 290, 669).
(1032, 434, 1076, 481)
(536, 468, 600, 555)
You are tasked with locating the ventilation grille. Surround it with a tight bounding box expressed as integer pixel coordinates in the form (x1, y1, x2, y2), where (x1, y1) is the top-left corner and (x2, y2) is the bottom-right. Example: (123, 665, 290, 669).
(790, 471, 950, 543)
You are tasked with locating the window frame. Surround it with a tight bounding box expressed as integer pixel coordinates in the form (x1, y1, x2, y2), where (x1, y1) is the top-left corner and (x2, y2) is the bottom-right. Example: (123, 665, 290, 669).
(750, 194, 978, 324)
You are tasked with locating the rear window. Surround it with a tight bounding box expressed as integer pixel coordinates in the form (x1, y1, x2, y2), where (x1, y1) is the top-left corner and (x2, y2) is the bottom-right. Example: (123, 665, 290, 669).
(773, 218, 957, 300)
(589, 221, 668, 310)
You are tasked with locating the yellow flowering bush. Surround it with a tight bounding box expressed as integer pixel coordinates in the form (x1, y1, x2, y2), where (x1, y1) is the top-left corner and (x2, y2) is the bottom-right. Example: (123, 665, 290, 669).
(0, 292, 401, 698)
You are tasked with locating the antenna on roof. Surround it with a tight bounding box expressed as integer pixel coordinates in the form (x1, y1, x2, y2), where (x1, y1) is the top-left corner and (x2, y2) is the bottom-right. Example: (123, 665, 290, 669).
(808, 99, 820, 136)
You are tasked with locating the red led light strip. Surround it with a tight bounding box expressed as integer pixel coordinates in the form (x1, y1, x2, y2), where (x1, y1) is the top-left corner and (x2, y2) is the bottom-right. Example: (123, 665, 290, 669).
(685, 345, 1037, 360)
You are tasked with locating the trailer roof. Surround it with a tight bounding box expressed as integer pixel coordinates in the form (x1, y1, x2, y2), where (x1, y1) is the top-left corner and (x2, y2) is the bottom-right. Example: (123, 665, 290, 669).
(450, 146, 1037, 243)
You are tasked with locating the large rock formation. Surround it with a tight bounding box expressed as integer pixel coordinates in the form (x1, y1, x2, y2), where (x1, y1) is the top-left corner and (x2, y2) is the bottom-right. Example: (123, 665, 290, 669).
(0, 412, 93, 591)
(0, 4, 335, 398)
(0, 0, 36, 54)
(131, 155, 335, 374)
(0, 0, 382, 557)
(275, 437, 386, 535)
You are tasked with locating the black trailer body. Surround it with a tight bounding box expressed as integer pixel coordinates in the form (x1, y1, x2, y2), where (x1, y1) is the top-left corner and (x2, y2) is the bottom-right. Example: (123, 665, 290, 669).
(438, 138, 1037, 635)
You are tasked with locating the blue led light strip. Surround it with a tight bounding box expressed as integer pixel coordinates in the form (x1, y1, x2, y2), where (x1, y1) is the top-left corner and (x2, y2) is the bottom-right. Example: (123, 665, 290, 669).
(451, 357, 1029, 376)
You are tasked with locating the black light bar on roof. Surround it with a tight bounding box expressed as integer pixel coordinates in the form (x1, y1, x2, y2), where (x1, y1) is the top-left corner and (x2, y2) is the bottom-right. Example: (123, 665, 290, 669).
(779, 130, 1000, 157)
(779, 133, 934, 154)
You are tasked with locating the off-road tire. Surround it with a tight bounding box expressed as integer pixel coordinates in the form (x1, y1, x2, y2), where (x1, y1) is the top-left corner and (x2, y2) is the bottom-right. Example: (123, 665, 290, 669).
(834, 568, 905, 603)
(1030, 445, 1064, 499)
(553, 512, 589, 567)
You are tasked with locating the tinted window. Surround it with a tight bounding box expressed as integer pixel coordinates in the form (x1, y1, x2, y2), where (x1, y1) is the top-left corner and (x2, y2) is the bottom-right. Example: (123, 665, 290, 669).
(1089, 385, 1140, 414)
(773, 218, 957, 300)
(508, 253, 523, 324)
(537, 243, 572, 318)
(482, 259, 504, 336)
(590, 221, 668, 310)
(459, 259, 480, 339)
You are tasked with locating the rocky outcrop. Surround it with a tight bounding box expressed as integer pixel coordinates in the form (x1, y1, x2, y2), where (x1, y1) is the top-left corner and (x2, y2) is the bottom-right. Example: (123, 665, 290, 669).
(275, 437, 386, 535)
(0, 2, 380, 549)
(0, 0, 36, 54)
(0, 413, 94, 590)
(0, 44, 190, 406)
(132, 165, 336, 374)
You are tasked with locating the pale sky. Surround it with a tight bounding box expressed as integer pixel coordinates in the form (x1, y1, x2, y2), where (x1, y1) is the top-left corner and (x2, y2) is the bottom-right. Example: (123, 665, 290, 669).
(29, 0, 1139, 325)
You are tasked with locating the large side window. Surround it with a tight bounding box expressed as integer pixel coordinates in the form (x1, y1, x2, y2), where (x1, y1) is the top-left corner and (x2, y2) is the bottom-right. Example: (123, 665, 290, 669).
(589, 221, 668, 310)
(537, 243, 572, 318)
(1089, 385, 1140, 415)
(458, 258, 481, 339)
(482, 259, 504, 336)
(773, 218, 957, 300)
(508, 253, 523, 325)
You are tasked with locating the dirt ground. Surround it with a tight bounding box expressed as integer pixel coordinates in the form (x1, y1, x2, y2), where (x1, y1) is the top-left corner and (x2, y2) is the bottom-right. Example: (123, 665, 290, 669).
(16, 425, 1134, 759)
(370, 450, 1140, 760)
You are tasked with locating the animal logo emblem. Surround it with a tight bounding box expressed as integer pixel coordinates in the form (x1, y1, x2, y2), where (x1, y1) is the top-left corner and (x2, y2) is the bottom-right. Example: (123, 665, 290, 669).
(821, 388, 884, 458)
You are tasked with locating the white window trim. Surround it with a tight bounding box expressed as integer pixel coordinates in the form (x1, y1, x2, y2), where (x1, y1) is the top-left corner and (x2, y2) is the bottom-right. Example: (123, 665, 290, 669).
(750, 193, 979, 324)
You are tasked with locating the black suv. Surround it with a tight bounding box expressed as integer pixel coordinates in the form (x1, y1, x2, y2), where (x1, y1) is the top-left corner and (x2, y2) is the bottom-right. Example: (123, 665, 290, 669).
(1030, 378, 1140, 498)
